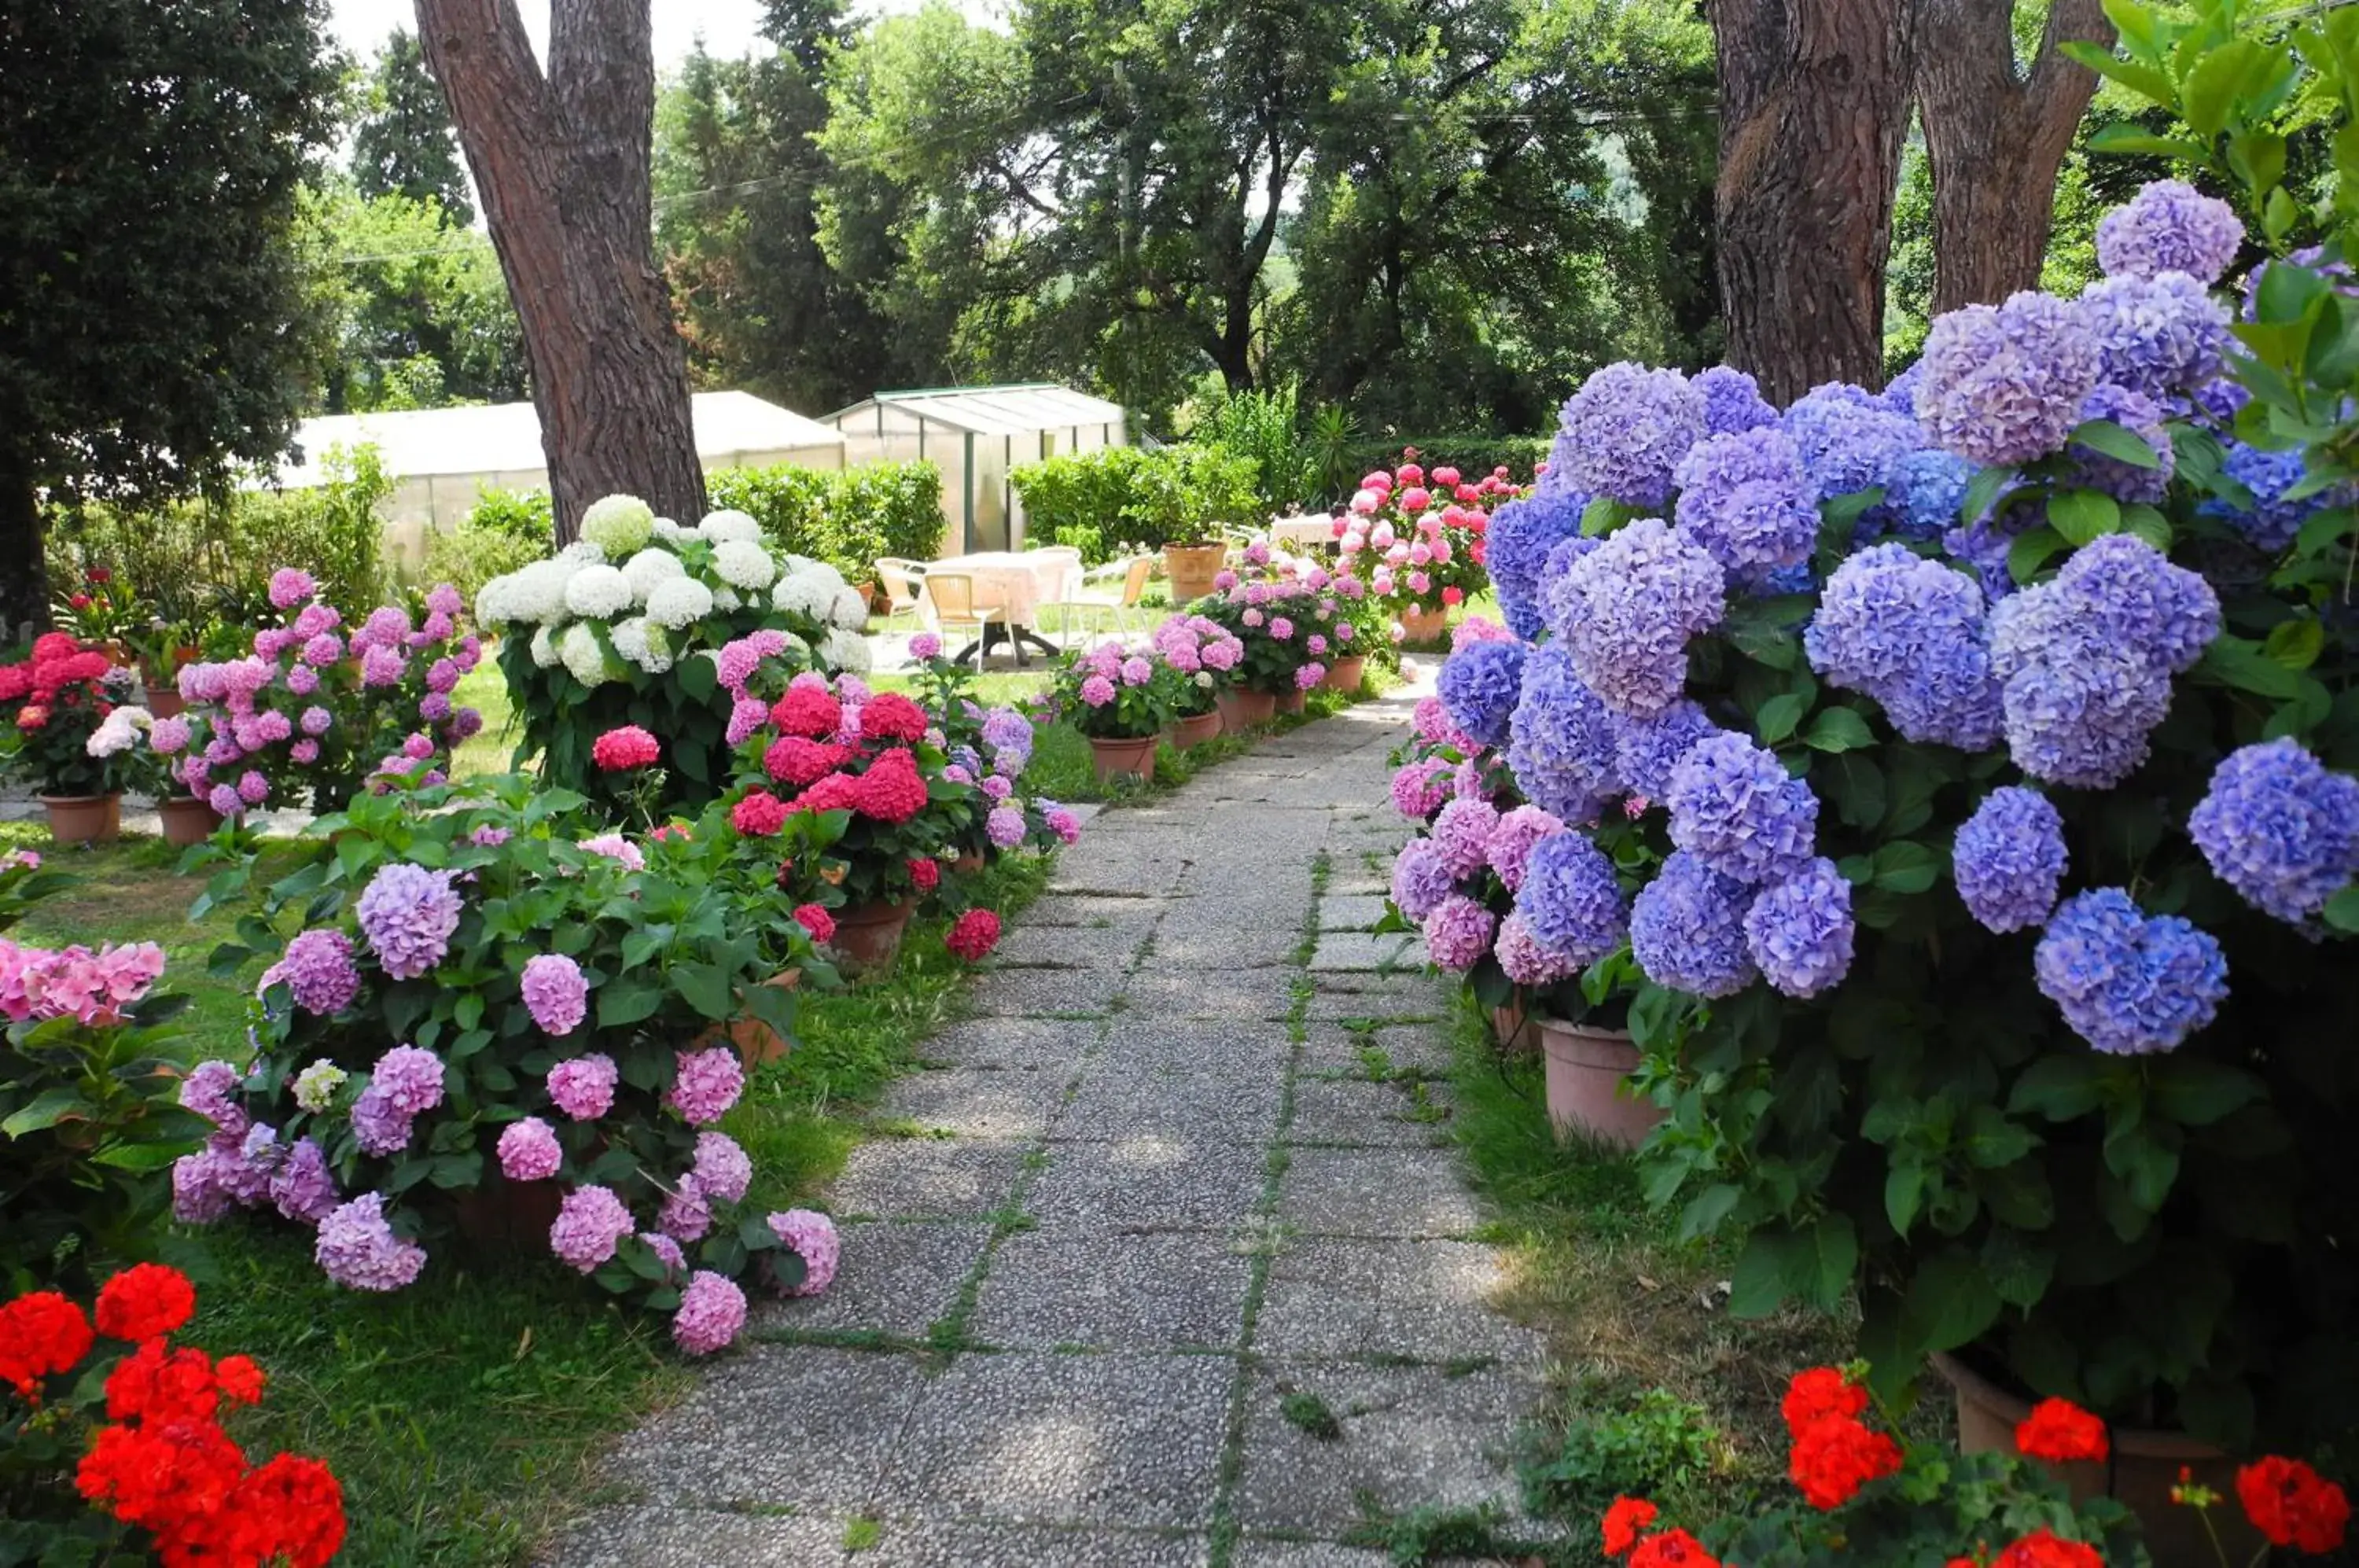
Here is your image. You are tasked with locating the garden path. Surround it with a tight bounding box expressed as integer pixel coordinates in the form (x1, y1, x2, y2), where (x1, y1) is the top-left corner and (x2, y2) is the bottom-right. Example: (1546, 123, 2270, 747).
(544, 664, 1555, 1567)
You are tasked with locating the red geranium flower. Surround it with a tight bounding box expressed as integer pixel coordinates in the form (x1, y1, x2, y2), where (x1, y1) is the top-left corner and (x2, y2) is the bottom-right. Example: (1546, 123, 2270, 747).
(1602, 1496, 1659, 1557)
(772, 686, 841, 739)
(766, 735, 849, 787)
(591, 725, 661, 771)
(95, 1262, 197, 1344)
(105, 1339, 221, 1426)
(860, 691, 928, 744)
(215, 1353, 267, 1406)
(2015, 1397, 2107, 1466)
(76, 1417, 247, 1531)
(1994, 1528, 2104, 1568)
(731, 790, 790, 837)
(907, 857, 942, 893)
(1788, 1415, 1901, 1510)
(1780, 1367, 1869, 1437)
(1628, 1528, 1719, 1567)
(947, 908, 1001, 961)
(230, 1452, 346, 1567)
(793, 904, 837, 943)
(2238, 1456, 2352, 1554)
(858, 748, 929, 824)
(0, 1290, 94, 1397)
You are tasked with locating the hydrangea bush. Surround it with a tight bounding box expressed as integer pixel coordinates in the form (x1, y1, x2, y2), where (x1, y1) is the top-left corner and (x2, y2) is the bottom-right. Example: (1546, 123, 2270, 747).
(0, 634, 142, 797)
(1332, 456, 1507, 635)
(1045, 638, 1184, 740)
(1190, 545, 1371, 694)
(900, 636, 1079, 868)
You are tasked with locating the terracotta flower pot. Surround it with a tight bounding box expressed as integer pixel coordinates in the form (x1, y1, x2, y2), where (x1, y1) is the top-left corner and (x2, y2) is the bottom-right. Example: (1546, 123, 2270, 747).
(1491, 1001, 1538, 1055)
(705, 969, 801, 1068)
(1536, 1018, 1664, 1150)
(1172, 711, 1223, 749)
(158, 795, 226, 848)
(832, 898, 917, 977)
(1275, 690, 1308, 716)
(1400, 605, 1452, 644)
(1934, 1352, 2258, 1568)
(1089, 733, 1159, 785)
(951, 849, 986, 874)
(1216, 689, 1277, 734)
(41, 793, 121, 847)
(1162, 543, 1229, 605)
(145, 690, 187, 720)
(1322, 655, 1367, 692)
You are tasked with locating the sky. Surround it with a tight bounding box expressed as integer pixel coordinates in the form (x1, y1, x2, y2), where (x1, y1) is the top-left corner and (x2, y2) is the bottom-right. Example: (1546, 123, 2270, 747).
(329, 0, 969, 66)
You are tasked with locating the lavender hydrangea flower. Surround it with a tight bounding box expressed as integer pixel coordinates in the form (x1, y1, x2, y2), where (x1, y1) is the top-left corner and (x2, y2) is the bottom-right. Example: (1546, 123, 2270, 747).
(1507, 644, 1624, 821)
(2078, 271, 2230, 404)
(986, 804, 1027, 848)
(2096, 179, 2244, 283)
(349, 1090, 416, 1157)
(1486, 804, 1565, 893)
(2188, 739, 2359, 923)
(1743, 858, 1855, 998)
(1783, 388, 1923, 506)
(550, 1184, 636, 1272)
(767, 1208, 841, 1295)
(315, 1193, 428, 1291)
(180, 1059, 248, 1137)
(1916, 291, 2102, 466)
(1671, 427, 1822, 580)
(1664, 733, 1820, 885)
(1693, 366, 1779, 436)
(260, 929, 362, 1015)
(1804, 543, 2003, 749)
(269, 1136, 340, 1225)
(1629, 852, 1757, 998)
(1554, 518, 1727, 718)
(639, 1231, 686, 1277)
(1952, 787, 2068, 933)
(547, 1053, 619, 1121)
(1422, 895, 1498, 972)
(1495, 912, 1580, 985)
(520, 954, 588, 1036)
(694, 1132, 754, 1204)
(673, 1270, 748, 1356)
(1437, 640, 1527, 749)
(1390, 840, 1458, 922)
(666, 1047, 745, 1126)
(1880, 361, 1926, 418)
(370, 1044, 446, 1114)
(1552, 363, 1706, 509)
(2066, 384, 2173, 503)
(1514, 831, 1629, 965)
(498, 1117, 565, 1182)
(1428, 797, 1501, 878)
(2033, 889, 2228, 1055)
(1613, 702, 1720, 801)
(1483, 488, 1588, 640)
(355, 863, 462, 980)
(660, 1177, 713, 1242)
(2201, 441, 2316, 551)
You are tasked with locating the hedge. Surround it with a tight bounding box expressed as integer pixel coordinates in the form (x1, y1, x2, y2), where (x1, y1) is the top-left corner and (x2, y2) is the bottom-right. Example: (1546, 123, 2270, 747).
(1009, 446, 1261, 564)
(707, 460, 944, 583)
(425, 488, 552, 610)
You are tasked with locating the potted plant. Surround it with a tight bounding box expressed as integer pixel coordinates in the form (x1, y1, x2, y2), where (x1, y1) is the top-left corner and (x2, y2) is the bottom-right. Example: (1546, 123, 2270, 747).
(126, 617, 206, 719)
(900, 631, 1076, 872)
(1334, 455, 1509, 646)
(1047, 638, 1181, 784)
(50, 566, 143, 665)
(1161, 530, 1231, 607)
(0, 634, 142, 844)
(1192, 550, 1361, 729)
(142, 709, 230, 848)
(1151, 613, 1244, 748)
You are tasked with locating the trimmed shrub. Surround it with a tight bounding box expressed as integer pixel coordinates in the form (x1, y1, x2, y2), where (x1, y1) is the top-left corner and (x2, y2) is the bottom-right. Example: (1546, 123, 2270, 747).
(421, 488, 551, 610)
(706, 460, 944, 582)
(1010, 446, 1262, 562)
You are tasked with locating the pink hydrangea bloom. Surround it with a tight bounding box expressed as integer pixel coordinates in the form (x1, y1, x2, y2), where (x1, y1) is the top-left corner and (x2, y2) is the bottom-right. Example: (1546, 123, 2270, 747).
(1422, 894, 1496, 971)
(268, 568, 318, 609)
(1079, 675, 1116, 707)
(498, 1117, 564, 1181)
(260, 929, 361, 1015)
(672, 1270, 748, 1355)
(520, 953, 588, 1035)
(315, 1193, 426, 1290)
(767, 1209, 841, 1296)
(550, 1184, 636, 1272)
(693, 1132, 753, 1203)
(665, 1047, 745, 1126)
(547, 1053, 619, 1121)
(660, 1176, 713, 1242)
(577, 833, 646, 872)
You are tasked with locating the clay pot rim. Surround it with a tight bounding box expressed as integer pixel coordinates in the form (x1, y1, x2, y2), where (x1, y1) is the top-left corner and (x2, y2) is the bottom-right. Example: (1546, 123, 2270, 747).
(37, 791, 122, 806)
(1931, 1350, 2228, 1462)
(836, 897, 918, 926)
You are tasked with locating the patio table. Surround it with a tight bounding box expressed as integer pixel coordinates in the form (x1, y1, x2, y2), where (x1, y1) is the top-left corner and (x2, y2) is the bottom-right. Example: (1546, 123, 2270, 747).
(927, 550, 1079, 665)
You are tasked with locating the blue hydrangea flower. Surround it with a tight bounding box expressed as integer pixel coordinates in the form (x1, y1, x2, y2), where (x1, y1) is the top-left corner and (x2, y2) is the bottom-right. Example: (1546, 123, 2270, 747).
(1672, 426, 1822, 581)
(2044, 533, 2219, 675)
(2066, 384, 2173, 504)
(1783, 388, 1923, 506)
(1555, 518, 1727, 718)
(2033, 888, 2228, 1055)
(2188, 377, 2250, 430)
(1664, 731, 1820, 885)
(1942, 495, 2046, 602)
(2096, 179, 2245, 284)
(2187, 738, 2359, 923)
(1880, 361, 1927, 418)
(1884, 448, 1973, 543)
(1629, 851, 1757, 998)
(1614, 701, 1720, 800)
(1515, 830, 1630, 965)
(1743, 857, 1855, 998)
(1484, 487, 1588, 641)
(1437, 640, 1527, 751)
(1804, 543, 2002, 749)
(1507, 643, 1623, 823)
(1694, 366, 1779, 436)
(1952, 786, 2067, 932)
(2202, 441, 2315, 551)
(2078, 271, 2230, 406)
(1916, 291, 2103, 466)
(1552, 363, 1707, 510)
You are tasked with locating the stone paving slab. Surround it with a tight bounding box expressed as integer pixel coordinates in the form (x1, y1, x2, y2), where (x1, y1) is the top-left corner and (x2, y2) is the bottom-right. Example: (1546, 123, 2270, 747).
(969, 1230, 1253, 1351)
(1121, 970, 1296, 1021)
(859, 1521, 1213, 1566)
(1316, 896, 1391, 932)
(1055, 1058, 1284, 1147)
(991, 918, 1156, 970)
(1025, 1138, 1268, 1235)
(878, 1066, 1074, 1143)
(829, 1141, 1025, 1221)
(1230, 1543, 1398, 1568)
(1306, 932, 1422, 973)
(539, 1506, 849, 1566)
(753, 1220, 995, 1340)
(922, 1018, 1102, 1072)
(1296, 1023, 1457, 1080)
(1257, 1238, 1542, 1365)
(960, 966, 1128, 1018)
(1286, 1077, 1452, 1148)
(1276, 1147, 1489, 1239)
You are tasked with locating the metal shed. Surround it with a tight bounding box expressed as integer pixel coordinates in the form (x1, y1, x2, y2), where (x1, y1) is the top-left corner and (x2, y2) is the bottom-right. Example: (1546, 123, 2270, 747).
(819, 385, 1128, 555)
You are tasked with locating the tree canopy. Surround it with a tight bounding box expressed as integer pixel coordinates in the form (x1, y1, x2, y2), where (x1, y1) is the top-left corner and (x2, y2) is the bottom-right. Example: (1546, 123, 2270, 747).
(352, 26, 476, 227)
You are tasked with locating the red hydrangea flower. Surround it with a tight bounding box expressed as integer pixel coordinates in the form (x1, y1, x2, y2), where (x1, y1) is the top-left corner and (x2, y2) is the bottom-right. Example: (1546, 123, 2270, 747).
(95, 1262, 197, 1343)
(591, 725, 661, 771)
(2015, 1397, 2107, 1466)
(947, 908, 1001, 961)
(731, 790, 790, 836)
(31, 632, 76, 662)
(793, 904, 837, 943)
(907, 857, 942, 893)
(765, 735, 849, 786)
(860, 691, 929, 743)
(772, 686, 841, 739)
(1628, 1528, 1719, 1567)
(1995, 1528, 2105, 1568)
(1780, 1367, 1869, 1437)
(786, 772, 866, 815)
(858, 748, 929, 823)
(0, 665, 28, 701)
(1788, 1415, 1902, 1510)
(0, 1290, 94, 1396)
(2238, 1456, 2352, 1554)
(1602, 1496, 1658, 1557)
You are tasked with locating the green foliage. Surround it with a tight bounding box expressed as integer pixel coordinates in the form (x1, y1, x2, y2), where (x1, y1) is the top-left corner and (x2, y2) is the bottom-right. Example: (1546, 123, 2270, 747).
(351, 28, 475, 226)
(1279, 1389, 1342, 1440)
(1520, 1389, 1720, 1520)
(1197, 385, 1318, 513)
(706, 460, 945, 582)
(1010, 447, 1261, 560)
(421, 488, 552, 609)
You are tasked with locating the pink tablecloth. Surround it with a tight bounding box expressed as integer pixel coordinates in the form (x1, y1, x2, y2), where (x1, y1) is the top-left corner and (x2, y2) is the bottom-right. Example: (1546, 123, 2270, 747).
(925, 551, 1080, 629)
(1268, 515, 1341, 550)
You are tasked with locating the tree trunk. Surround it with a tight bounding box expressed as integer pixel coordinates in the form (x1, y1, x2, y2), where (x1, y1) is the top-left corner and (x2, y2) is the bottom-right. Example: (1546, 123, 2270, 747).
(1707, 0, 1916, 405)
(0, 458, 48, 644)
(1916, 0, 2111, 315)
(414, 0, 705, 544)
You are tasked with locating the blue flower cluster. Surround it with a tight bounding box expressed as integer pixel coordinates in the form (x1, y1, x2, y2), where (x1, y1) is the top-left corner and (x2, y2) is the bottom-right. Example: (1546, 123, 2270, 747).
(1743, 856, 1856, 998)
(2078, 271, 2229, 407)
(2203, 441, 2314, 551)
(1485, 487, 1588, 641)
(2067, 385, 2173, 504)
(1554, 517, 1726, 718)
(1883, 448, 1973, 543)
(1629, 851, 1757, 998)
(1879, 362, 1925, 418)
(1804, 544, 2001, 748)
(2188, 739, 2359, 923)
(1952, 786, 2067, 933)
(1552, 363, 1706, 510)
(1664, 731, 1820, 885)
(2096, 179, 2244, 285)
(1614, 701, 1720, 800)
(1916, 290, 2102, 466)
(1694, 366, 1779, 436)
(2033, 888, 2228, 1055)
(1437, 640, 1526, 750)
(1514, 831, 1630, 966)
(1783, 386, 1922, 505)
(1506, 642, 1623, 822)
(1671, 427, 1822, 581)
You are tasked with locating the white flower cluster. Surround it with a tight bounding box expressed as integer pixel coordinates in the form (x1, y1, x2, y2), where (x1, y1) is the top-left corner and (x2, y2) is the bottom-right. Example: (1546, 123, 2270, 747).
(86, 705, 153, 758)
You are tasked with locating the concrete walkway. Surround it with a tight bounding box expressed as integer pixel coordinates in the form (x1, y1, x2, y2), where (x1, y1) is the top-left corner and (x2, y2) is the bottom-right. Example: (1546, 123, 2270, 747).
(546, 668, 1548, 1567)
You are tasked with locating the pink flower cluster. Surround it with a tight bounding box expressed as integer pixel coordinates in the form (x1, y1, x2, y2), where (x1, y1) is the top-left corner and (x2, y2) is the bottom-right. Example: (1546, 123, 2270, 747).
(1152, 615, 1243, 676)
(0, 937, 166, 1025)
(1335, 459, 1511, 624)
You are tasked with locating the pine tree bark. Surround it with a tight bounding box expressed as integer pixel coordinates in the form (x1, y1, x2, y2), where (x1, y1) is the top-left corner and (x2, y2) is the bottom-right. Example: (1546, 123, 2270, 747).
(1707, 0, 1916, 405)
(414, 0, 705, 543)
(1915, 0, 2111, 315)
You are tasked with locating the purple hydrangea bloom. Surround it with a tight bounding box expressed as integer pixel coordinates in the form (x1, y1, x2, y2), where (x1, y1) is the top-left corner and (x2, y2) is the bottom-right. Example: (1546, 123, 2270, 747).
(2188, 739, 2359, 923)
(1879, 361, 1926, 418)
(1554, 518, 1727, 718)
(2202, 441, 2316, 551)
(1495, 912, 1580, 985)
(1694, 366, 1779, 436)
(1783, 388, 1923, 506)
(1486, 804, 1566, 893)
(660, 1176, 713, 1242)
(1437, 640, 1527, 750)
(2066, 384, 2173, 503)
(547, 1053, 619, 1121)
(348, 1088, 415, 1157)
(1943, 495, 2047, 602)
(370, 1044, 445, 1114)
(1804, 543, 2003, 749)
(640, 1231, 686, 1276)
(1428, 797, 1501, 878)
(1886, 448, 1974, 543)
(1422, 895, 1498, 972)
(1515, 831, 1629, 965)
(1481, 489, 1588, 641)
(694, 1131, 754, 1204)
(1743, 857, 1855, 998)
(2096, 179, 2244, 284)
(1664, 733, 1820, 885)
(1952, 787, 2068, 933)
(666, 1047, 745, 1126)
(673, 1270, 748, 1356)
(1916, 291, 2102, 466)
(2188, 376, 2251, 429)
(498, 1117, 565, 1182)
(767, 1208, 841, 1296)
(1553, 363, 1706, 510)
(1507, 644, 1624, 822)
(180, 1059, 248, 1138)
(1613, 702, 1720, 801)
(355, 863, 462, 980)
(261, 929, 362, 1016)
(269, 1136, 340, 1225)
(171, 1149, 235, 1224)
(520, 954, 588, 1036)
(315, 1193, 428, 1291)
(1671, 427, 1822, 580)
(1389, 840, 1458, 922)
(2078, 271, 2231, 405)
(1629, 852, 1757, 998)
(550, 1184, 637, 1272)
(986, 804, 1027, 848)
(2033, 889, 2228, 1055)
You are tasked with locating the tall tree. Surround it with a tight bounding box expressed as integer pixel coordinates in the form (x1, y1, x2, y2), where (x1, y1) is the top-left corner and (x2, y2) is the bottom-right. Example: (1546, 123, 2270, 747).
(352, 27, 476, 226)
(0, 0, 341, 638)
(415, 0, 705, 542)
(1707, 0, 1916, 403)
(1912, 0, 2111, 313)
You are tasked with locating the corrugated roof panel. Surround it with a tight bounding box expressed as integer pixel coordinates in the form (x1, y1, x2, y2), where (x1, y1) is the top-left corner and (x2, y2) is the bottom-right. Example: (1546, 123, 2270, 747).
(829, 384, 1127, 436)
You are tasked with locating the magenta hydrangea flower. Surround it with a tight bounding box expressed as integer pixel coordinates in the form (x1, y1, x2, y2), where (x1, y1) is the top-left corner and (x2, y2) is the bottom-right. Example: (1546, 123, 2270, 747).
(660, 1176, 714, 1242)
(550, 1185, 636, 1272)
(672, 1270, 749, 1355)
(1421, 895, 1497, 971)
(767, 1209, 841, 1295)
(370, 1044, 446, 1115)
(1390, 758, 1454, 819)
(640, 1231, 686, 1276)
(497, 1117, 564, 1182)
(520, 953, 588, 1035)
(1486, 804, 1565, 893)
(1496, 912, 1580, 985)
(1427, 797, 1500, 878)
(665, 1047, 745, 1126)
(315, 1193, 427, 1291)
(260, 929, 362, 1016)
(355, 863, 463, 980)
(268, 568, 318, 609)
(1079, 674, 1116, 707)
(179, 1059, 249, 1137)
(547, 1053, 619, 1121)
(693, 1132, 753, 1204)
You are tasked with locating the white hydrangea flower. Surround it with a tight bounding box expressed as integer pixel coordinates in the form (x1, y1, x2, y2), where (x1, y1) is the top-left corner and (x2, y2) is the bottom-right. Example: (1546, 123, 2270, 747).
(558, 623, 612, 686)
(529, 626, 561, 668)
(560, 539, 607, 565)
(620, 547, 686, 604)
(608, 615, 653, 670)
(493, 560, 574, 625)
(474, 573, 515, 625)
(774, 573, 834, 620)
(711, 538, 778, 591)
(651, 517, 686, 541)
(804, 561, 851, 597)
(712, 587, 742, 613)
(822, 627, 874, 675)
(697, 508, 762, 544)
(644, 577, 715, 631)
(581, 494, 656, 557)
(638, 621, 676, 674)
(562, 564, 635, 621)
(830, 585, 871, 631)
(293, 1059, 348, 1113)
